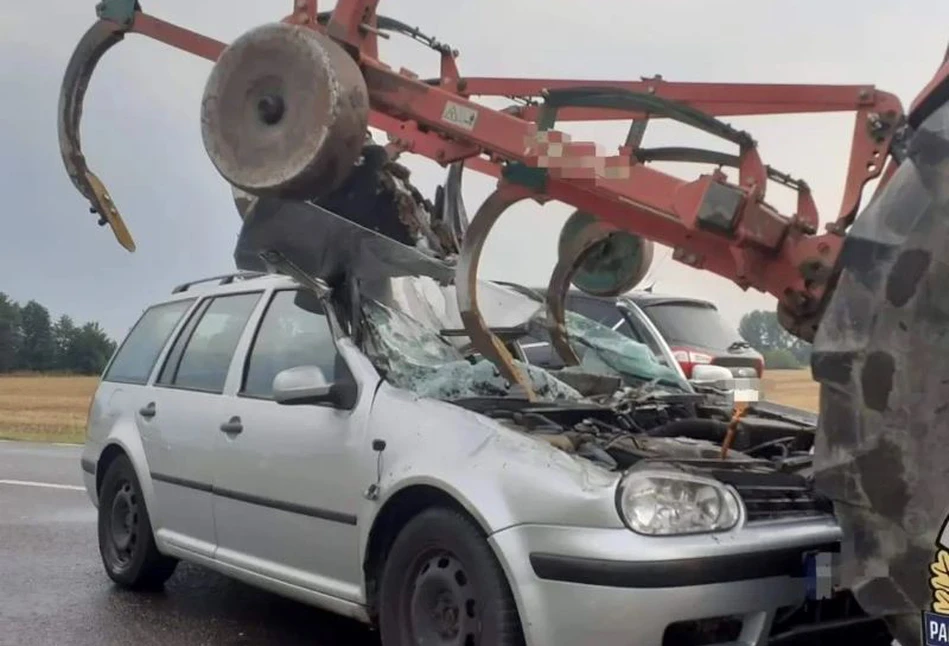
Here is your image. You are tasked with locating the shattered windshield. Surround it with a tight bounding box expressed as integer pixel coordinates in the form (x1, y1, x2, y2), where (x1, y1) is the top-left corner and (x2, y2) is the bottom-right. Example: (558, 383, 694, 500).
(547, 309, 688, 391)
(360, 288, 688, 402)
(361, 299, 584, 401)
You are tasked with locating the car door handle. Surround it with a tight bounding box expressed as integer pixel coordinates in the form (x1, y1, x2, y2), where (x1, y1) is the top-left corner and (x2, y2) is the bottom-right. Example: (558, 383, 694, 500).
(139, 402, 156, 419)
(219, 416, 243, 435)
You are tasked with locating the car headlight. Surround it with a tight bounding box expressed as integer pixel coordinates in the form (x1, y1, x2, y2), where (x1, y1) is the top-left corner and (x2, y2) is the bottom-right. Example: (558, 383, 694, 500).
(616, 469, 743, 536)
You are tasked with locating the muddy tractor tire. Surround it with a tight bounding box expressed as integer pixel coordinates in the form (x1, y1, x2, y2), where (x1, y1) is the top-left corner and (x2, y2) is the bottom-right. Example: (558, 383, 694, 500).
(811, 99, 949, 646)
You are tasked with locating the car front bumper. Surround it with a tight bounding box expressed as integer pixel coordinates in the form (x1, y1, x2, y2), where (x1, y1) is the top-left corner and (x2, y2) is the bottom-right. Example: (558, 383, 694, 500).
(489, 517, 845, 646)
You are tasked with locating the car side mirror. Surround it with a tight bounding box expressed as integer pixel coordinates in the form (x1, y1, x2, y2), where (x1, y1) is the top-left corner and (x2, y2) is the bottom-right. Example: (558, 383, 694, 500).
(690, 364, 760, 404)
(273, 365, 355, 408)
(690, 364, 734, 385)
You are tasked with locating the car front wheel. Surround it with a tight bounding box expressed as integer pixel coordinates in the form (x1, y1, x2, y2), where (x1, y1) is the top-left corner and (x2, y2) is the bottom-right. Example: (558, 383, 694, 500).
(378, 507, 524, 646)
(97, 454, 177, 589)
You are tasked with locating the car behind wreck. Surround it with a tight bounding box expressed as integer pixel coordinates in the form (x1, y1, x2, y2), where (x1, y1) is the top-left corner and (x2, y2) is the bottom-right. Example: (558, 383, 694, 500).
(81, 264, 892, 646)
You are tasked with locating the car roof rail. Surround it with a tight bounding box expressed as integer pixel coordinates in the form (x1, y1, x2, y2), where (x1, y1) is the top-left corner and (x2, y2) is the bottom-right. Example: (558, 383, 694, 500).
(171, 271, 268, 294)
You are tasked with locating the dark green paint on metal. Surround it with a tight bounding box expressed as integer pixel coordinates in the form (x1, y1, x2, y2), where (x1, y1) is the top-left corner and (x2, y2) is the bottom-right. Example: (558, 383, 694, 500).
(502, 163, 548, 191)
(96, 0, 139, 26)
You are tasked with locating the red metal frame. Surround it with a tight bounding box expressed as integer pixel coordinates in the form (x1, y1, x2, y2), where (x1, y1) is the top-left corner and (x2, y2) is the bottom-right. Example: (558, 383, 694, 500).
(122, 0, 911, 337)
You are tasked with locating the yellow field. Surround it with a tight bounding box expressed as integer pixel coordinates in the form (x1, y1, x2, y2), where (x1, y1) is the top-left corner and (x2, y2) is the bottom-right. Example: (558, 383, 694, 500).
(0, 374, 99, 444)
(0, 369, 821, 444)
(761, 369, 819, 412)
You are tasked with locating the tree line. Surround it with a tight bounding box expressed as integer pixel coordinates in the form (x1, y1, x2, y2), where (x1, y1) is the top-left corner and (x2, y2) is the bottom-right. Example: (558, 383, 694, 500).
(738, 309, 812, 369)
(0, 293, 117, 375)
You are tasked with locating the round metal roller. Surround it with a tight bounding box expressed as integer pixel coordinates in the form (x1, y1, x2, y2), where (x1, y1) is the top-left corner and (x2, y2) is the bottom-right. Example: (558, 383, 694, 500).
(557, 210, 654, 297)
(200, 22, 369, 200)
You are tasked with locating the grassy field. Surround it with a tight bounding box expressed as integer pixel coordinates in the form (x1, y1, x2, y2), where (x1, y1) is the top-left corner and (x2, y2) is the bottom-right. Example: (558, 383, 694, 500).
(760, 369, 819, 412)
(0, 369, 821, 444)
(0, 374, 99, 444)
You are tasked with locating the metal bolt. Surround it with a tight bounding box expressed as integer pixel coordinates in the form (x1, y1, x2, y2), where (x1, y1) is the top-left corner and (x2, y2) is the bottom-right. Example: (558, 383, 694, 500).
(257, 95, 286, 125)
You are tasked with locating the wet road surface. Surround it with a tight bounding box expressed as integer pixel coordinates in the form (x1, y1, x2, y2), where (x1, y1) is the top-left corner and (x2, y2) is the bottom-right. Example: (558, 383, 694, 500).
(0, 441, 379, 646)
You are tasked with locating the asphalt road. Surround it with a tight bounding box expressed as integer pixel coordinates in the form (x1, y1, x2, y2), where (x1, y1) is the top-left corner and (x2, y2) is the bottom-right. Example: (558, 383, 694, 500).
(0, 441, 379, 646)
(1, 441, 905, 646)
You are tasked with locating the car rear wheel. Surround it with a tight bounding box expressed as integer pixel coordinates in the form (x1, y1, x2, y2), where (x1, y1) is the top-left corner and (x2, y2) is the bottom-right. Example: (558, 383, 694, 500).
(97, 454, 177, 589)
(378, 507, 524, 646)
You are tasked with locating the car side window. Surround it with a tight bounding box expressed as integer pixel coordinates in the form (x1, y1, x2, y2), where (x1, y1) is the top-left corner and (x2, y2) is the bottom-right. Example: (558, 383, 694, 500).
(159, 292, 262, 394)
(104, 299, 196, 385)
(565, 295, 625, 329)
(242, 289, 341, 399)
(620, 306, 675, 366)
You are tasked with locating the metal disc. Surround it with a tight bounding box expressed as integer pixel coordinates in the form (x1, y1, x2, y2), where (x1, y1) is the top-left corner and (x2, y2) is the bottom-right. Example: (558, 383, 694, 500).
(557, 210, 654, 296)
(811, 99, 949, 646)
(201, 22, 369, 200)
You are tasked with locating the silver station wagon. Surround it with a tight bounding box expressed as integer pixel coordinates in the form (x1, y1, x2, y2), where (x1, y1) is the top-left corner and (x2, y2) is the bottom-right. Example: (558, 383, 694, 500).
(80, 271, 887, 646)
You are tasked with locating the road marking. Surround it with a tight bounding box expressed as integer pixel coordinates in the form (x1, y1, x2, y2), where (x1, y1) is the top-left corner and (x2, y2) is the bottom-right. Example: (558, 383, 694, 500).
(0, 479, 85, 491)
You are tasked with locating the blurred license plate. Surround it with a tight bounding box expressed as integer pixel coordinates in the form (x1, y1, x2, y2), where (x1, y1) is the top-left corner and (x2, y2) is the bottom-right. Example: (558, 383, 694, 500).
(730, 378, 760, 404)
(804, 551, 839, 600)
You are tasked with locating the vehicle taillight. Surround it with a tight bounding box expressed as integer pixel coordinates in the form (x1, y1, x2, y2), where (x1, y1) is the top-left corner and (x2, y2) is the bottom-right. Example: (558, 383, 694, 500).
(670, 346, 713, 378)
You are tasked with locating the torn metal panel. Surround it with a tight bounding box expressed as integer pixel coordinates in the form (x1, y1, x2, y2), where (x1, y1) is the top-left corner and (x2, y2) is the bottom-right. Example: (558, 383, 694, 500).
(233, 196, 455, 285)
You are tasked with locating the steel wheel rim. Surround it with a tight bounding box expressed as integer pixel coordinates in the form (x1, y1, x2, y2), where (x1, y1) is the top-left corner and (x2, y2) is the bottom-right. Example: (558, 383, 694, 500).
(405, 549, 480, 645)
(107, 480, 139, 570)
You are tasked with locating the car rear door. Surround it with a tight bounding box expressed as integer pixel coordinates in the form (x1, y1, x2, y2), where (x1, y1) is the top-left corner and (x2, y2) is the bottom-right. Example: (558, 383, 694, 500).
(210, 288, 374, 603)
(140, 290, 264, 558)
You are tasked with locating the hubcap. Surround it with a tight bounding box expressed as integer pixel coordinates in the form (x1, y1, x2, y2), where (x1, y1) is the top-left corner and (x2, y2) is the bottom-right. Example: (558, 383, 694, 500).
(407, 552, 479, 645)
(108, 481, 139, 567)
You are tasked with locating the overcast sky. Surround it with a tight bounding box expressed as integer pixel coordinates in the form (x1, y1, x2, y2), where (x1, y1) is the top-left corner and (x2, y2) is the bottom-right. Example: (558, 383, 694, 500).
(1, 1, 947, 340)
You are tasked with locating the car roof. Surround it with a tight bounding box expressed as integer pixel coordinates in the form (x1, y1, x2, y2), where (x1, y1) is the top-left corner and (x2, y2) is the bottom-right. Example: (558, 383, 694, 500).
(165, 274, 718, 314)
(163, 271, 298, 303)
(621, 291, 718, 310)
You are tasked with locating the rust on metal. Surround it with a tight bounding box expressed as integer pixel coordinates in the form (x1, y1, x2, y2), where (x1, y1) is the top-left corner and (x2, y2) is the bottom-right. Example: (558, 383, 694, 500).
(58, 19, 136, 251)
(545, 222, 617, 368)
(59, 0, 915, 344)
(455, 184, 537, 400)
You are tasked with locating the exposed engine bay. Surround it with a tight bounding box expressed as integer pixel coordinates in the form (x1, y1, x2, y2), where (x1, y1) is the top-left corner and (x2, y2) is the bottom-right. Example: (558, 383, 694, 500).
(225, 135, 833, 523)
(351, 270, 829, 524)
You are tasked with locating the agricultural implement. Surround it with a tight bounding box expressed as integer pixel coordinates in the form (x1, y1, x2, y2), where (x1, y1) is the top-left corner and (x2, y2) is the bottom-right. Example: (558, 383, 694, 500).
(57, 1, 949, 644)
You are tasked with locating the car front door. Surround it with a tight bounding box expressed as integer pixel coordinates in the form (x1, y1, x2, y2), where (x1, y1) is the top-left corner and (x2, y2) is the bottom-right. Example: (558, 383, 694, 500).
(211, 288, 373, 603)
(141, 290, 264, 558)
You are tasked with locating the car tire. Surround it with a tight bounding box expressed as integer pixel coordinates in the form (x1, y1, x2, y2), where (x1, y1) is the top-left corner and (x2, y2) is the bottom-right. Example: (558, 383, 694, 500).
(378, 507, 524, 646)
(97, 454, 177, 589)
